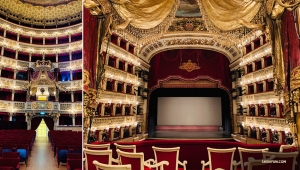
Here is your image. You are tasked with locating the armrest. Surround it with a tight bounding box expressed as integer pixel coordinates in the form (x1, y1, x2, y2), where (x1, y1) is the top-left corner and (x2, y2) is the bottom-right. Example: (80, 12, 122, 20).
(215, 168, 225, 170)
(244, 155, 275, 167)
(111, 158, 120, 164)
(201, 160, 210, 170)
(144, 159, 156, 164)
(178, 160, 187, 170)
(234, 161, 241, 166)
(144, 160, 169, 168)
(83, 158, 85, 162)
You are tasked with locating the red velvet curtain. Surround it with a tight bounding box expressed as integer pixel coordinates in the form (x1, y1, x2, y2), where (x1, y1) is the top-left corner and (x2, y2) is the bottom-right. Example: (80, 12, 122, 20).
(282, 11, 300, 92)
(83, 7, 98, 90)
(149, 49, 231, 90)
(30, 117, 42, 130)
(43, 117, 54, 130)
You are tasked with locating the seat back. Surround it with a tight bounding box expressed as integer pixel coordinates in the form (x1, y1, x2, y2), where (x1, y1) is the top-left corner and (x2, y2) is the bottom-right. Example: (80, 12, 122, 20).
(83, 148, 112, 170)
(2, 152, 20, 159)
(17, 149, 28, 162)
(93, 160, 131, 170)
(207, 147, 236, 170)
(67, 153, 82, 160)
(263, 151, 298, 170)
(238, 147, 268, 170)
(117, 149, 144, 170)
(0, 167, 14, 170)
(152, 146, 179, 170)
(67, 159, 83, 170)
(85, 143, 110, 150)
(279, 145, 296, 152)
(114, 143, 136, 153)
(0, 158, 20, 169)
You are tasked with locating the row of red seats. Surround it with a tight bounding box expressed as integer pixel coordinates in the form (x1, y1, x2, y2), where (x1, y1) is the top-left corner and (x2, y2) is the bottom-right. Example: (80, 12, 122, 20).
(48, 130, 82, 169)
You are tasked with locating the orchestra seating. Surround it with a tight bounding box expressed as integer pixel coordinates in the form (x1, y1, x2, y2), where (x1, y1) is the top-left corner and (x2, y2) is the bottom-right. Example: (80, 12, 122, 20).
(92, 140, 282, 170)
(0, 130, 35, 167)
(48, 130, 82, 167)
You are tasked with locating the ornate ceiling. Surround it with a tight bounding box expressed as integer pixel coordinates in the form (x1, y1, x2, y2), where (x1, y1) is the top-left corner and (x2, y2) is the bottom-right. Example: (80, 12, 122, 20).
(18, 0, 77, 7)
(0, 0, 81, 23)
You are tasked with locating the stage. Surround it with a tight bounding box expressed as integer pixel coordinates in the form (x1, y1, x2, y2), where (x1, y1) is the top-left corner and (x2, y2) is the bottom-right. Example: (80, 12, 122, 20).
(147, 130, 232, 140)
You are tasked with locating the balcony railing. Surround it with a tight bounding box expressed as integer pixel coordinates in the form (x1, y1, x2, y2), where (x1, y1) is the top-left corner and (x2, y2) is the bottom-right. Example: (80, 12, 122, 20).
(92, 115, 136, 128)
(244, 116, 289, 131)
(0, 100, 82, 113)
(0, 77, 29, 90)
(0, 18, 82, 38)
(0, 37, 82, 54)
(0, 56, 82, 71)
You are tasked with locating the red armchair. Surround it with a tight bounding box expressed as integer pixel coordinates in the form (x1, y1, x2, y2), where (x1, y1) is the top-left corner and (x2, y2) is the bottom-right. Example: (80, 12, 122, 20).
(152, 146, 187, 170)
(201, 147, 237, 170)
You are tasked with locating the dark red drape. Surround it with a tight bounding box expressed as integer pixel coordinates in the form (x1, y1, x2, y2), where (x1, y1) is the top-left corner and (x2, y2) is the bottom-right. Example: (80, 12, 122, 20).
(43, 117, 54, 130)
(30, 117, 42, 130)
(149, 49, 231, 91)
(83, 7, 98, 91)
(282, 11, 300, 92)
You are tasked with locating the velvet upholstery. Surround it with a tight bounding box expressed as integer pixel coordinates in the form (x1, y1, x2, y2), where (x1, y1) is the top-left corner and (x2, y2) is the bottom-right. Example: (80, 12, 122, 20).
(0, 158, 20, 170)
(93, 140, 281, 170)
(210, 151, 234, 170)
(1, 152, 19, 158)
(67, 159, 82, 170)
(120, 155, 142, 170)
(16, 149, 27, 162)
(155, 150, 177, 170)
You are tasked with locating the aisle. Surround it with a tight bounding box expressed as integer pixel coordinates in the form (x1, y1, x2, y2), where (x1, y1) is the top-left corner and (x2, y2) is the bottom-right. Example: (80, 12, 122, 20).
(20, 136, 66, 170)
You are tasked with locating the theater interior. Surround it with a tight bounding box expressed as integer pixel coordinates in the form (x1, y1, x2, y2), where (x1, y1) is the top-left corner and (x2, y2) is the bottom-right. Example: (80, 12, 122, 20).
(83, 0, 300, 170)
(0, 0, 82, 169)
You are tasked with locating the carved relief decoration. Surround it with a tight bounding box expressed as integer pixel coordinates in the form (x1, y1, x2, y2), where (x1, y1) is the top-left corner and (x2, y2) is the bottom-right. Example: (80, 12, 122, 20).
(168, 18, 207, 32)
(179, 59, 200, 72)
(92, 116, 135, 127)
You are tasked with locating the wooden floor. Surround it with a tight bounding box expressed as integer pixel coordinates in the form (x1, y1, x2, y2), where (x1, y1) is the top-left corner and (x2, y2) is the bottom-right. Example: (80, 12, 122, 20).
(20, 136, 68, 170)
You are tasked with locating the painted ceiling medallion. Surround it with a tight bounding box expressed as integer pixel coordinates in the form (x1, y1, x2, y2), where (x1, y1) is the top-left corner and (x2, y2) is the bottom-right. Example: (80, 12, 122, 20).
(179, 60, 200, 72)
(18, 0, 76, 7)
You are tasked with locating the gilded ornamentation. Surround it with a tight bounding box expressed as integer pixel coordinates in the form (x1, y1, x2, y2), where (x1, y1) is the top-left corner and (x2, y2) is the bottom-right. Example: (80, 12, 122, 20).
(0, 102, 11, 109)
(168, 18, 207, 32)
(47, 102, 52, 109)
(164, 38, 215, 46)
(179, 60, 200, 72)
(60, 104, 72, 111)
(92, 116, 135, 127)
(290, 66, 300, 92)
(74, 103, 82, 110)
(83, 70, 90, 87)
(13, 103, 25, 109)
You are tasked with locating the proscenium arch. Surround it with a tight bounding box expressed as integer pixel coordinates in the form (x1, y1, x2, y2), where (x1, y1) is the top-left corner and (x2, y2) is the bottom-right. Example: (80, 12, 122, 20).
(138, 33, 242, 63)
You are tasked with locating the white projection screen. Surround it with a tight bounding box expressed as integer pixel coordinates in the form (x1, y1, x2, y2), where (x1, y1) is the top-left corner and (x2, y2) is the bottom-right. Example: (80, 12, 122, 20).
(157, 97, 222, 126)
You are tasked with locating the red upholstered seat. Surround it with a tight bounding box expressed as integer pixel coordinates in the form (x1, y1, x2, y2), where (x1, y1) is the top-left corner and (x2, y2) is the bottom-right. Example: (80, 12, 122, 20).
(0, 166, 14, 170)
(114, 143, 136, 153)
(85, 143, 110, 150)
(237, 147, 268, 170)
(2, 152, 20, 159)
(0, 158, 20, 170)
(152, 146, 187, 170)
(263, 151, 298, 170)
(83, 148, 114, 170)
(117, 149, 169, 170)
(201, 147, 236, 170)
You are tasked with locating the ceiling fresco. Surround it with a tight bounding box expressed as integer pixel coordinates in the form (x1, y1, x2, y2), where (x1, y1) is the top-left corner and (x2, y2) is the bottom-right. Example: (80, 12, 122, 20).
(176, 0, 201, 18)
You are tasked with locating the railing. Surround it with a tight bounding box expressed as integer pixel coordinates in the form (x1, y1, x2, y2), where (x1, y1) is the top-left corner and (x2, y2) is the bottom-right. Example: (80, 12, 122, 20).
(244, 116, 289, 131)
(0, 100, 82, 113)
(0, 77, 29, 90)
(104, 65, 138, 85)
(0, 77, 81, 91)
(97, 90, 139, 104)
(0, 56, 82, 71)
(0, 18, 82, 38)
(0, 37, 82, 54)
(92, 115, 136, 128)
(59, 80, 82, 91)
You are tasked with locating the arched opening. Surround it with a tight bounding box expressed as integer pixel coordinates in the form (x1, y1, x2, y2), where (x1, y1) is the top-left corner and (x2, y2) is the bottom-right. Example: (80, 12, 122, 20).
(36, 119, 49, 137)
(148, 88, 232, 136)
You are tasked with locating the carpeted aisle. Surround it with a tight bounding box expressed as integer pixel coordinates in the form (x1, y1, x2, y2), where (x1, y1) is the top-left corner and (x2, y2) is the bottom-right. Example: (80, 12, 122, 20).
(20, 136, 66, 170)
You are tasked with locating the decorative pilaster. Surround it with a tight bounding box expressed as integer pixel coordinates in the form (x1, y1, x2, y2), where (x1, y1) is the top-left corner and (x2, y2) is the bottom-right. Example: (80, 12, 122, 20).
(1, 47, 4, 55)
(70, 70, 73, 81)
(71, 91, 74, 102)
(15, 50, 19, 60)
(112, 103, 116, 116)
(121, 104, 125, 116)
(13, 69, 18, 79)
(11, 90, 15, 101)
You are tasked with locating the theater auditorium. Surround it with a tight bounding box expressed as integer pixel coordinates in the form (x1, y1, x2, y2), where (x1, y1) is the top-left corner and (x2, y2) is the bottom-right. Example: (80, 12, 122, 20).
(0, 0, 83, 169)
(84, 0, 300, 169)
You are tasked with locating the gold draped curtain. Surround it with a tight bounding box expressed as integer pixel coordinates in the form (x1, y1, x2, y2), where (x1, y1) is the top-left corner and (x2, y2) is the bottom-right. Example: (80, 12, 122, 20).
(201, 0, 262, 31)
(113, 0, 175, 29)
